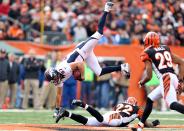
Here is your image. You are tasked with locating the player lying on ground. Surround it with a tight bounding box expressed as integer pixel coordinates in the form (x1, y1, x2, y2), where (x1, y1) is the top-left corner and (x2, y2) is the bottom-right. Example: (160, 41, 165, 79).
(44, 1, 130, 115)
(55, 97, 160, 128)
(136, 32, 184, 130)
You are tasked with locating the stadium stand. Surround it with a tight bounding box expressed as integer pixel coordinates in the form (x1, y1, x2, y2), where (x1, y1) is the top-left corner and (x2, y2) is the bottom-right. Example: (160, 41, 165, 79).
(0, 0, 183, 45)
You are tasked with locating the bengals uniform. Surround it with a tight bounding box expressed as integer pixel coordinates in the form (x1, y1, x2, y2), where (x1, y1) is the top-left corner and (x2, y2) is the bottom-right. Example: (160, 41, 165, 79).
(86, 102, 142, 127)
(140, 45, 179, 106)
(56, 97, 145, 127)
(137, 31, 184, 130)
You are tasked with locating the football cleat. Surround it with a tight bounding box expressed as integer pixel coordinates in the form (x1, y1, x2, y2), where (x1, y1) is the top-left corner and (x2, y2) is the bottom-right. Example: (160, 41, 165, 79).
(55, 108, 66, 123)
(104, 1, 114, 12)
(152, 119, 160, 127)
(71, 99, 85, 108)
(121, 63, 130, 79)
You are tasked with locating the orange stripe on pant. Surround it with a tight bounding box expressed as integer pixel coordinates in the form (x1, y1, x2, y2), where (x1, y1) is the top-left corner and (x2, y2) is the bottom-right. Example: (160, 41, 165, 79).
(163, 74, 170, 99)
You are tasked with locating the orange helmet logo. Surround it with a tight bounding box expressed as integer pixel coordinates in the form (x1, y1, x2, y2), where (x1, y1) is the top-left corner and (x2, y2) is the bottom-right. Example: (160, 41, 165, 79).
(143, 32, 160, 48)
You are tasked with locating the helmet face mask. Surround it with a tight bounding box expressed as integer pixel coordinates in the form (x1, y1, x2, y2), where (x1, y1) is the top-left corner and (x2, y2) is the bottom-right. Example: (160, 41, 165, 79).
(45, 68, 61, 85)
(143, 32, 160, 48)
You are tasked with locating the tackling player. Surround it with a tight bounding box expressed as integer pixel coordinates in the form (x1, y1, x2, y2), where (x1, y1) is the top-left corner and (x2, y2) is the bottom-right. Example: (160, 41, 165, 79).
(44, 1, 130, 115)
(55, 97, 159, 128)
(136, 32, 184, 130)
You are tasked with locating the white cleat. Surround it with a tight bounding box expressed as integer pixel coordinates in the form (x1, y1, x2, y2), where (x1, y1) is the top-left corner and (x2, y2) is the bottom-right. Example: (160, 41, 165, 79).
(121, 63, 130, 79)
(104, 1, 114, 12)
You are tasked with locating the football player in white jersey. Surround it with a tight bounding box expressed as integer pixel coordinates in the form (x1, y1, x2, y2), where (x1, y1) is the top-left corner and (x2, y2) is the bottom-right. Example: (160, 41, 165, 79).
(45, 1, 130, 115)
(55, 97, 160, 128)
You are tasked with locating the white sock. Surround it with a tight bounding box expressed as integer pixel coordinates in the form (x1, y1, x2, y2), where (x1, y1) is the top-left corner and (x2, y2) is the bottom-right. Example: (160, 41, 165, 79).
(68, 111, 72, 118)
(84, 104, 89, 110)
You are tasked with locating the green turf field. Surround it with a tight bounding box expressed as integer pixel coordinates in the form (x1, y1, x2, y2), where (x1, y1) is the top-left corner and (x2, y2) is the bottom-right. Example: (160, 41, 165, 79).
(0, 109, 183, 125)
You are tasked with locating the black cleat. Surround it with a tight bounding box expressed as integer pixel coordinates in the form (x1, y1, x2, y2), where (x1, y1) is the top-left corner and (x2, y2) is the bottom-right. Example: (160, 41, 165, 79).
(152, 119, 160, 127)
(55, 108, 66, 123)
(71, 99, 85, 108)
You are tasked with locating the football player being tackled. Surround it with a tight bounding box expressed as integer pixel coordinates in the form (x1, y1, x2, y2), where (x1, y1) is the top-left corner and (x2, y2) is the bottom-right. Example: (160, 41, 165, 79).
(136, 32, 184, 130)
(55, 97, 159, 128)
(44, 1, 130, 116)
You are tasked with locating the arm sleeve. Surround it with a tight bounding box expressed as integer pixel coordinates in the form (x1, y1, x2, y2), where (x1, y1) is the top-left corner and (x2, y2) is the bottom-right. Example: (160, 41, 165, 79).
(140, 51, 152, 62)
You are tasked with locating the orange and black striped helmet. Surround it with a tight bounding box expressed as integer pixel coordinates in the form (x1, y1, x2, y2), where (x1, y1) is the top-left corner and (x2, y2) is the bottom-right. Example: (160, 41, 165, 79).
(143, 32, 160, 48)
(126, 97, 137, 106)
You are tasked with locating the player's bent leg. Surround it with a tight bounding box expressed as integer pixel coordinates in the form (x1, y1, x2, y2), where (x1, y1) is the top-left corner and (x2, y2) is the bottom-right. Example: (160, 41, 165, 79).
(138, 85, 162, 128)
(72, 99, 85, 108)
(70, 113, 88, 125)
(55, 107, 88, 125)
(72, 99, 103, 122)
(67, 51, 82, 63)
(85, 117, 102, 126)
(100, 66, 121, 76)
(74, 1, 114, 59)
(139, 97, 153, 126)
(170, 102, 184, 114)
(74, 2, 113, 61)
(163, 75, 184, 113)
(85, 105, 104, 122)
(102, 111, 127, 127)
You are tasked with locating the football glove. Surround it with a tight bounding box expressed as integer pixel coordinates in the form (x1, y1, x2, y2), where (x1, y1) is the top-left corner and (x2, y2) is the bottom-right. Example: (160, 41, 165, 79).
(53, 107, 59, 118)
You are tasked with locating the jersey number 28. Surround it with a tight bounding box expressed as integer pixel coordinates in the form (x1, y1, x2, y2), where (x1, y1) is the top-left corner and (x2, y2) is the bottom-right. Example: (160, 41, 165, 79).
(155, 51, 173, 70)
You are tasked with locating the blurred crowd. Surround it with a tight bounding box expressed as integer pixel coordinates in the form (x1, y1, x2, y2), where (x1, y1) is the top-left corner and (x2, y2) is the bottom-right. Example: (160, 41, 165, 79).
(0, 0, 183, 45)
(0, 49, 129, 110)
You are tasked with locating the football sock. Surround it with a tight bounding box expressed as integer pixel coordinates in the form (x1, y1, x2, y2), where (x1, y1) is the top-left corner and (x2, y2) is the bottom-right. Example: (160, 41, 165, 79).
(86, 106, 104, 122)
(170, 102, 184, 114)
(98, 12, 108, 34)
(67, 51, 80, 63)
(140, 98, 153, 124)
(63, 110, 70, 117)
(70, 113, 88, 125)
(100, 66, 121, 76)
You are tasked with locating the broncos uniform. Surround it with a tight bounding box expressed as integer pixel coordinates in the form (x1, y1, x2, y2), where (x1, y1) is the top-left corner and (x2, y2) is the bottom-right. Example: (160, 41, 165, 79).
(140, 45, 178, 106)
(45, 2, 130, 87)
(54, 32, 103, 86)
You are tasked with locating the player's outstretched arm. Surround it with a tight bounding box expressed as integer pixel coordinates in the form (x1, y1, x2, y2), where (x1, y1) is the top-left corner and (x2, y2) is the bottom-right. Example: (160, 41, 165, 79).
(70, 62, 85, 80)
(138, 60, 152, 87)
(53, 86, 62, 118)
(56, 87, 62, 108)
